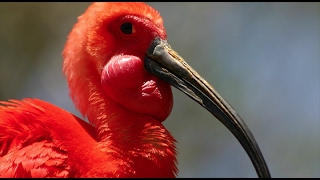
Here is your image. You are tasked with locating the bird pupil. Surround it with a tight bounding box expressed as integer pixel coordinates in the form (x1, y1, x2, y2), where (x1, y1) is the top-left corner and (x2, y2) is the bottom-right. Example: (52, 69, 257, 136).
(121, 22, 132, 34)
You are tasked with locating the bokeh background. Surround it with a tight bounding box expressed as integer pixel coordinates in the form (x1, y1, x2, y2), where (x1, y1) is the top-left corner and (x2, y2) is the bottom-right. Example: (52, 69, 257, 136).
(0, 2, 319, 178)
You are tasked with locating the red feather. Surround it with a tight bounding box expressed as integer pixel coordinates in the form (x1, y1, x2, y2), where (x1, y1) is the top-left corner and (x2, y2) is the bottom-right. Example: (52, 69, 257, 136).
(0, 2, 178, 177)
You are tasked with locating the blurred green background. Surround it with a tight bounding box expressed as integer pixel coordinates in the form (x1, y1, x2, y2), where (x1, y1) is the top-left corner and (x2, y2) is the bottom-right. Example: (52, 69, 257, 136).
(0, 2, 319, 178)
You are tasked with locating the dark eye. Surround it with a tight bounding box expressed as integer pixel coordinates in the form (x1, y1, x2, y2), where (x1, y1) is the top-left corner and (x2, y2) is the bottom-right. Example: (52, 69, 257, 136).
(120, 22, 133, 34)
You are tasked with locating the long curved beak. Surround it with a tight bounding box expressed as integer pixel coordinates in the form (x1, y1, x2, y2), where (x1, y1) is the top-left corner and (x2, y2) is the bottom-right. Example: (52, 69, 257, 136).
(144, 38, 271, 178)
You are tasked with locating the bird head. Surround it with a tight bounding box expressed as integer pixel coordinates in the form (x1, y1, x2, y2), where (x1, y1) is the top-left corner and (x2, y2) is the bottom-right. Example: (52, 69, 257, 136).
(63, 2, 173, 122)
(62, 2, 270, 178)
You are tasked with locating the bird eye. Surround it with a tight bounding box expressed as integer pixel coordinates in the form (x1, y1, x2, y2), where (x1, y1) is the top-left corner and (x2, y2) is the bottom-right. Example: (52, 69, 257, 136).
(120, 22, 136, 34)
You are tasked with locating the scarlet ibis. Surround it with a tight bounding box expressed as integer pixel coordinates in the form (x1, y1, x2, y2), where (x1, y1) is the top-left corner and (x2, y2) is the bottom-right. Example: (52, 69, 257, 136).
(0, 2, 271, 178)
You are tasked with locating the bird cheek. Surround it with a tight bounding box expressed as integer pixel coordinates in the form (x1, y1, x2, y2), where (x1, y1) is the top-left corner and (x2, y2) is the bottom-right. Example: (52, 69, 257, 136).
(100, 55, 173, 121)
(101, 55, 145, 90)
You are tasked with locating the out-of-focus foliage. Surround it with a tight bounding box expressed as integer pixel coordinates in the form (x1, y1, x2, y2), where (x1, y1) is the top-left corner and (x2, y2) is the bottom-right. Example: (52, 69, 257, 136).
(0, 2, 319, 177)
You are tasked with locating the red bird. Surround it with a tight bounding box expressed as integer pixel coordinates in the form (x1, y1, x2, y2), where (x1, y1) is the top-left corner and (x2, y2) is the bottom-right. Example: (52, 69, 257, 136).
(0, 2, 270, 178)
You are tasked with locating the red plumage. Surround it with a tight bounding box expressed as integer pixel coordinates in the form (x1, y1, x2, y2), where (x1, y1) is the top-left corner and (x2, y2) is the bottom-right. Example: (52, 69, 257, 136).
(0, 2, 271, 178)
(0, 2, 177, 177)
(0, 99, 73, 177)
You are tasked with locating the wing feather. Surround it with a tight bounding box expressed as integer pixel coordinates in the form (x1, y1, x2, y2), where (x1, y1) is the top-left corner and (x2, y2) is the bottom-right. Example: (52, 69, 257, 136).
(0, 99, 70, 178)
